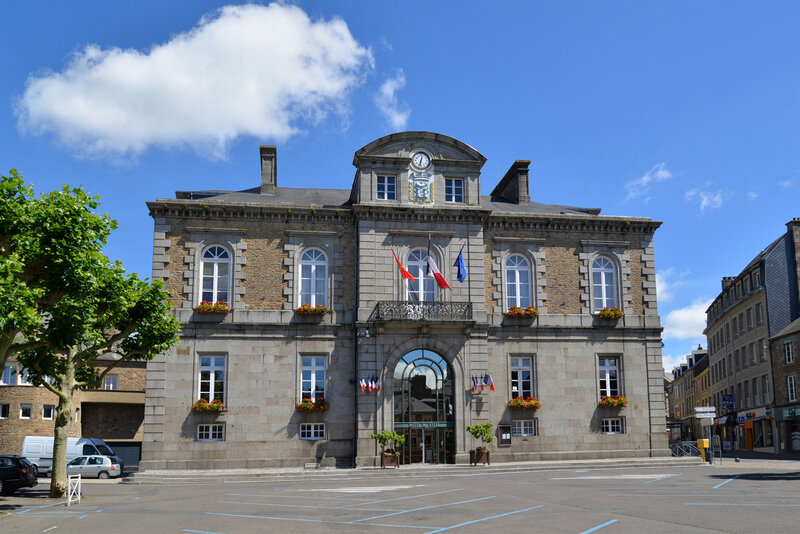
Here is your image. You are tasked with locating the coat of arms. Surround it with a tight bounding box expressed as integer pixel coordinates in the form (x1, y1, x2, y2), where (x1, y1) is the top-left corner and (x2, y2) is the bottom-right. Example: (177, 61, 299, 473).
(409, 173, 433, 203)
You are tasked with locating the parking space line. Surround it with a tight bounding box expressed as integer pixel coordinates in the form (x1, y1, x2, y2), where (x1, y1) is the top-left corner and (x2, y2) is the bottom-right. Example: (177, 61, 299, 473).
(226, 492, 375, 501)
(578, 519, 618, 533)
(713, 476, 740, 489)
(645, 473, 681, 484)
(422, 504, 543, 533)
(183, 530, 226, 534)
(219, 500, 396, 512)
(205, 511, 436, 529)
(348, 495, 495, 523)
(338, 488, 463, 508)
(686, 503, 800, 507)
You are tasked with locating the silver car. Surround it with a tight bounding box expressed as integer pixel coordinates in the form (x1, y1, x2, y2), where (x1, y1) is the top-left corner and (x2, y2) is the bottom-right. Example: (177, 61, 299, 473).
(66, 455, 122, 479)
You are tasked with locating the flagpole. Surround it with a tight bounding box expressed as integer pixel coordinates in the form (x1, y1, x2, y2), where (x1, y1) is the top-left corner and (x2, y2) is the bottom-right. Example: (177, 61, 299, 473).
(466, 233, 471, 305)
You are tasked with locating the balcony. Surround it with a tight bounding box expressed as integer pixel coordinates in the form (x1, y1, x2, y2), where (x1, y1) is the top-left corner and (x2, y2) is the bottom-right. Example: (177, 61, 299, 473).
(375, 301, 473, 322)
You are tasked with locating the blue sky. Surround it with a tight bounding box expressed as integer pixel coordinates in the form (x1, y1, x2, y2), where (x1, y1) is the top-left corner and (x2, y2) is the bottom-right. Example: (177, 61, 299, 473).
(3, 2, 799, 373)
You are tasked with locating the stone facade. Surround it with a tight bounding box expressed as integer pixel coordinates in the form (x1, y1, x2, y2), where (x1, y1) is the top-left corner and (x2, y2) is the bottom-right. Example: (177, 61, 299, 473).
(141, 131, 668, 470)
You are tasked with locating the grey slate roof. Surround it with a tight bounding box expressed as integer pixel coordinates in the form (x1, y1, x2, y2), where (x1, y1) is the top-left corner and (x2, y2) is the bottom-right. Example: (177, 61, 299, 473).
(773, 316, 800, 339)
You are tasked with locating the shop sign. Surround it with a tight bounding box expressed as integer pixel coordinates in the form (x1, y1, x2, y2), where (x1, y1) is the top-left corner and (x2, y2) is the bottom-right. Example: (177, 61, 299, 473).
(394, 421, 452, 429)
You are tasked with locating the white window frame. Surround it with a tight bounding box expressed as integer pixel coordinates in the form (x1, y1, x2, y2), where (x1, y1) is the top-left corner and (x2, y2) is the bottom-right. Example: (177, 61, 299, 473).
(200, 245, 231, 305)
(406, 248, 436, 302)
(0, 404, 9, 419)
(20, 403, 33, 419)
(505, 254, 532, 308)
(1, 364, 17, 385)
(598, 356, 621, 397)
(377, 176, 396, 200)
(301, 356, 326, 401)
(300, 423, 326, 440)
(591, 256, 619, 312)
(298, 248, 328, 307)
(510, 357, 534, 398)
(787, 375, 797, 403)
(512, 419, 536, 436)
(785, 341, 795, 364)
(42, 404, 54, 420)
(601, 418, 624, 434)
(197, 424, 225, 441)
(445, 178, 464, 203)
(104, 375, 118, 390)
(199, 355, 226, 403)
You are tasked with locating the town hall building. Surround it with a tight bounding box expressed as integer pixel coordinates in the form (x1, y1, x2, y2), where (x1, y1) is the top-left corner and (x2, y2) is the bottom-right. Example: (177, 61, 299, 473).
(140, 131, 668, 470)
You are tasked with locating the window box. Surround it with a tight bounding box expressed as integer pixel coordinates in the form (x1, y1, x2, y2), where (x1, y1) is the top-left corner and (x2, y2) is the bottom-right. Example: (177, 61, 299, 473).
(598, 395, 628, 408)
(295, 304, 330, 317)
(507, 397, 542, 410)
(296, 397, 329, 413)
(192, 398, 226, 412)
(504, 306, 539, 319)
(595, 307, 624, 320)
(194, 301, 231, 313)
(380, 451, 400, 469)
(470, 447, 490, 466)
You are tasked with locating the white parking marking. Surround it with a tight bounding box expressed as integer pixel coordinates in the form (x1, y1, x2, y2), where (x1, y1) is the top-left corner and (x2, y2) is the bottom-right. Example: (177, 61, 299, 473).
(296, 484, 426, 493)
(549, 474, 676, 480)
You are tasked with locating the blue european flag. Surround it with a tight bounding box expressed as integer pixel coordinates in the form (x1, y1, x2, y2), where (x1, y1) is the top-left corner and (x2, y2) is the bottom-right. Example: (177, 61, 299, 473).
(454, 248, 468, 283)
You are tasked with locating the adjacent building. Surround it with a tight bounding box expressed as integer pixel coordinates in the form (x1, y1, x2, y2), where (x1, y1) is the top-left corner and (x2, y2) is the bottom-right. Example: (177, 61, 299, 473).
(141, 131, 669, 470)
(705, 218, 800, 453)
(668, 347, 707, 441)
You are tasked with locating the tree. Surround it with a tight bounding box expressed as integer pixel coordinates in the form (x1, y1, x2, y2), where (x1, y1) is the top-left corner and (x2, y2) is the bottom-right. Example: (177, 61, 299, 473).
(2, 170, 180, 497)
(1, 169, 116, 370)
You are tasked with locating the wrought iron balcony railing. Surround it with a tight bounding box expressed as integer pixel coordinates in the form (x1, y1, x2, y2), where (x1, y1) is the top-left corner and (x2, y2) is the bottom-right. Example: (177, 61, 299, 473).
(376, 301, 473, 322)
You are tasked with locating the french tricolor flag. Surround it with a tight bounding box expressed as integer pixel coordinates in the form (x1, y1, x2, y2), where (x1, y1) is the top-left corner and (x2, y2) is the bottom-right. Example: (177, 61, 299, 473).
(426, 239, 451, 290)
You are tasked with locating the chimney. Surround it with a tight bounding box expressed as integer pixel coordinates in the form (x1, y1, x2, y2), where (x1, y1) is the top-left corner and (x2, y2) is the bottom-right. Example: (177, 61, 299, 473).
(490, 160, 531, 204)
(721, 276, 735, 291)
(260, 145, 277, 195)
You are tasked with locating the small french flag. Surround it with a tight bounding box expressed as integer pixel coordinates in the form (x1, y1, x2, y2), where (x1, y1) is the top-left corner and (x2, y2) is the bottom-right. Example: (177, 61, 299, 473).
(484, 373, 495, 392)
(360, 377, 366, 392)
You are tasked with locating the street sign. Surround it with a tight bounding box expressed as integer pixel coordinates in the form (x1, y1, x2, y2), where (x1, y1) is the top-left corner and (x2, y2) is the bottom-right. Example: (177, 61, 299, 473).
(722, 394, 734, 410)
(694, 407, 716, 419)
(695, 407, 715, 412)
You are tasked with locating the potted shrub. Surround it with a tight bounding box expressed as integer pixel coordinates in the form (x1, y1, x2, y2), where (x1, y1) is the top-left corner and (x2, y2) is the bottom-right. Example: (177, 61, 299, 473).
(192, 398, 226, 412)
(507, 397, 542, 410)
(296, 397, 329, 413)
(596, 307, 624, 320)
(194, 300, 231, 313)
(505, 306, 539, 319)
(467, 423, 493, 465)
(371, 430, 405, 468)
(599, 395, 628, 408)
(295, 304, 330, 317)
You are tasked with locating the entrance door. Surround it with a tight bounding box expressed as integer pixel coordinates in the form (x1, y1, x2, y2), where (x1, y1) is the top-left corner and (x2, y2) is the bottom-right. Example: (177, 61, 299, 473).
(393, 349, 455, 464)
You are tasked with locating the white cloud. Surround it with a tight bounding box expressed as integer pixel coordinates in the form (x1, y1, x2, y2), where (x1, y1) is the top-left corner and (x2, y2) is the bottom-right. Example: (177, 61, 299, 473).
(15, 3, 374, 159)
(625, 162, 673, 202)
(746, 191, 758, 201)
(374, 69, 410, 130)
(778, 179, 795, 189)
(663, 298, 712, 341)
(684, 189, 724, 212)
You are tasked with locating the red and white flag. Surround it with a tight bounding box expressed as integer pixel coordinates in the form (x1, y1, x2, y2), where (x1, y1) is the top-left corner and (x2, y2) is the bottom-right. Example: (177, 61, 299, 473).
(360, 377, 366, 392)
(483, 374, 495, 392)
(426, 239, 451, 290)
(471, 376, 478, 393)
(393, 249, 416, 282)
(376, 378, 381, 392)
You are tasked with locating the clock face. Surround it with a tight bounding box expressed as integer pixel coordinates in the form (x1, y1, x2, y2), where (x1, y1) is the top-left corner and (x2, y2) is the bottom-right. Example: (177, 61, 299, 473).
(411, 151, 431, 170)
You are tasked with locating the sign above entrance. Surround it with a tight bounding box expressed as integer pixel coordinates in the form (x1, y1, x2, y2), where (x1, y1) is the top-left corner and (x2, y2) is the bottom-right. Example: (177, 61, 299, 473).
(394, 421, 453, 429)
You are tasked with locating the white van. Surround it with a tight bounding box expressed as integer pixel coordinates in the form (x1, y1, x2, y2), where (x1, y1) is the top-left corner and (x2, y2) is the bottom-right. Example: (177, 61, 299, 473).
(20, 436, 124, 476)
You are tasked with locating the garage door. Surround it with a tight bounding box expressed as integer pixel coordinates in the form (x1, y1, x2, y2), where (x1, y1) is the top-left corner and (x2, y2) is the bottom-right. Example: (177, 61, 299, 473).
(107, 442, 142, 470)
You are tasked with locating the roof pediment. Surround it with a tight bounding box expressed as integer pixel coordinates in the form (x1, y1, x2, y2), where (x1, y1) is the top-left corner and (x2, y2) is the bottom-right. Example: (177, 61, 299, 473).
(353, 131, 486, 167)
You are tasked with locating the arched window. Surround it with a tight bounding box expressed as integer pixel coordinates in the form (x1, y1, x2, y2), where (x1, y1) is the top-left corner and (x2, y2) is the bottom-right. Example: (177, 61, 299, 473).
(201, 245, 230, 304)
(406, 249, 436, 302)
(592, 256, 618, 311)
(299, 249, 328, 306)
(505, 254, 532, 308)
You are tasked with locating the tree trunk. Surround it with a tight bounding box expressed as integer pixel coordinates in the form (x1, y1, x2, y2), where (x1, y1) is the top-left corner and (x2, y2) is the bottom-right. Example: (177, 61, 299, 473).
(49, 357, 75, 498)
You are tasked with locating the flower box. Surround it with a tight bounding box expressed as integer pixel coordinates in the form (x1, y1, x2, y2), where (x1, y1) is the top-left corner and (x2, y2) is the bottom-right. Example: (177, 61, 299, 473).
(505, 306, 539, 319)
(295, 304, 330, 317)
(192, 398, 226, 412)
(380, 451, 400, 468)
(507, 397, 542, 410)
(296, 397, 329, 413)
(598, 395, 628, 408)
(194, 301, 231, 313)
(596, 307, 624, 319)
(470, 448, 490, 466)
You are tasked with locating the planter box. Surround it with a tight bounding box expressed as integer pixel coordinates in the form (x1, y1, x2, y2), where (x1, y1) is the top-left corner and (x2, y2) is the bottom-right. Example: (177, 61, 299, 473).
(380, 453, 400, 468)
(470, 449, 490, 466)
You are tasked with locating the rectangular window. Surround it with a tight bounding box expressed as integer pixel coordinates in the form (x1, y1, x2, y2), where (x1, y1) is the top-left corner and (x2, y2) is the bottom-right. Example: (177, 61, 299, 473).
(726, 354, 732, 375)
(760, 339, 768, 361)
(788, 376, 797, 403)
(725, 324, 730, 343)
(755, 303, 763, 324)
(785, 341, 795, 364)
(376, 176, 396, 200)
(750, 343, 757, 365)
(1, 364, 17, 385)
(445, 178, 464, 203)
(753, 270, 760, 287)
(199, 356, 226, 403)
(301, 356, 326, 401)
(744, 381, 750, 408)
(746, 309, 753, 330)
(601, 418, 624, 434)
(0, 404, 8, 419)
(300, 423, 326, 440)
(20, 403, 33, 419)
(510, 357, 534, 398)
(732, 318, 737, 338)
(197, 424, 225, 441)
(42, 404, 54, 420)
(735, 350, 741, 371)
(512, 419, 536, 436)
(104, 375, 118, 390)
(739, 313, 745, 335)
(752, 378, 759, 406)
(598, 357, 621, 397)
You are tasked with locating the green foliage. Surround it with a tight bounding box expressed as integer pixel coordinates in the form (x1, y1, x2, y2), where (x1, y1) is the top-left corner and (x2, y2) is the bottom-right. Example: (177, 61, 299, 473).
(466, 423, 494, 445)
(371, 430, 406, 453)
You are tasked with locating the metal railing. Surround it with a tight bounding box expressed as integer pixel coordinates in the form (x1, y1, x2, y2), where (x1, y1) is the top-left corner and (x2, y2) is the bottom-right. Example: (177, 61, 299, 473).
(376, 301, 473, 321)
(670, 441, 701, 457)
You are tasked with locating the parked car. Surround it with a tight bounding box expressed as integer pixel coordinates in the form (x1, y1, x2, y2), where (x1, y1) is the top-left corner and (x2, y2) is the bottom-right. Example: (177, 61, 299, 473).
(66, 455, 122, 479)
(21, 436, 124, 476)
(0, 455, 38, 495)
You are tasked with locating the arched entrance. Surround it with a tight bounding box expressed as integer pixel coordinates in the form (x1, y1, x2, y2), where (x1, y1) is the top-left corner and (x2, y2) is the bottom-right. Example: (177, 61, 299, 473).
(393, 349, 455, 464)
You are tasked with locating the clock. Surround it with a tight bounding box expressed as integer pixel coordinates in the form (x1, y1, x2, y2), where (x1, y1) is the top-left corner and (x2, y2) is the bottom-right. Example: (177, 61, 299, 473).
(411, 150, 431, 171)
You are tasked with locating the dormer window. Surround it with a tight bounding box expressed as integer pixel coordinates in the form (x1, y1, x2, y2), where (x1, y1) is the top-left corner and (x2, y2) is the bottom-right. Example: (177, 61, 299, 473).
(445, 178, 463, 203)
(377, 176, 396, 200)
